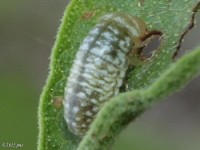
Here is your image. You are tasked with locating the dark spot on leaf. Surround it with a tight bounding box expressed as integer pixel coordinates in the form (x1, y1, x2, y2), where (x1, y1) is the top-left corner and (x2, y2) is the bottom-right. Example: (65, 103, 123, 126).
(52, 96, 63, 109)
(81, 12, 96, 20)
(139, 0, 145, 6)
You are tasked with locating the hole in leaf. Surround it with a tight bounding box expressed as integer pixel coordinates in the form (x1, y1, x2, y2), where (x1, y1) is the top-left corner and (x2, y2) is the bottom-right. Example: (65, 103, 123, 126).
(174, 13, 200, 59)
(140, 34, 162, 58)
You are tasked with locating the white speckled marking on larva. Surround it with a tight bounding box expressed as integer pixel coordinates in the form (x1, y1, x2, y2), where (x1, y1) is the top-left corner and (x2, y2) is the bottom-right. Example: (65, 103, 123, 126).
(72, 107, 79, 113)
(64, 13, 146, 137)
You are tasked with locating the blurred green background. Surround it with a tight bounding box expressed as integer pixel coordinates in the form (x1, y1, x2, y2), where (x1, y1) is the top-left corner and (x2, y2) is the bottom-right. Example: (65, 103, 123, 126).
(0, 1, 199, 150)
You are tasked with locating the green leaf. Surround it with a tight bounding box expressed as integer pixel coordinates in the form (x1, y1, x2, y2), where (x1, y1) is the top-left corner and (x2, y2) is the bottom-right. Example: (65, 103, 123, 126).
(37, 0, 200, 150)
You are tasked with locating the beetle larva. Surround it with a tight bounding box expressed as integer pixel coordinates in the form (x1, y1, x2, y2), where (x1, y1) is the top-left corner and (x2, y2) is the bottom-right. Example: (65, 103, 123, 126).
(64, 13, 146, 137)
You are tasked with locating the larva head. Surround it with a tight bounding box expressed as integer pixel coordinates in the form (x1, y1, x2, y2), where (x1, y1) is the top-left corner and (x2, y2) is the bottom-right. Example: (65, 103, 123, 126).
(101, 13, 147, 48)
(101, 13, 146, 37)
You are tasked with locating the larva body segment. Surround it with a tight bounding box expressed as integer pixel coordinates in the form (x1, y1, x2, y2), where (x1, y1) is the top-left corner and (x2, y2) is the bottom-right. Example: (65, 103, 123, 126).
(64, 13, 146, 137)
